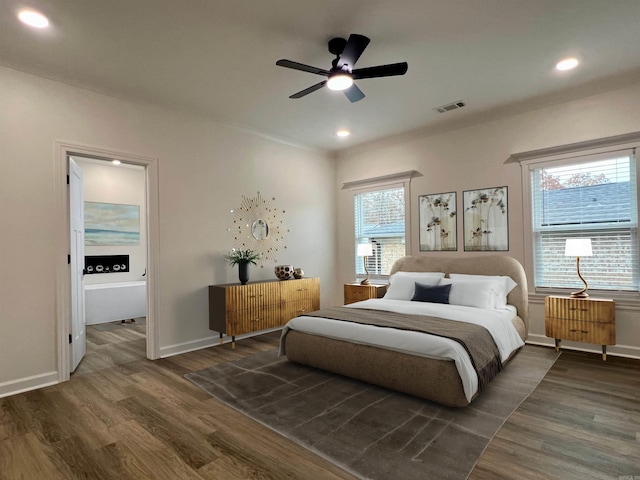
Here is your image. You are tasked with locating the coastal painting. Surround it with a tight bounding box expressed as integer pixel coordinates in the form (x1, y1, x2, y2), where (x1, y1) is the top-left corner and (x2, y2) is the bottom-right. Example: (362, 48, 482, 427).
(85, 202, 140, 246)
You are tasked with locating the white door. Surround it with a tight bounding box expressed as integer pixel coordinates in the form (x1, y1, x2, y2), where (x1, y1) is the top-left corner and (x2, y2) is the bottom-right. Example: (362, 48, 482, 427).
(69, 158, 86, 371)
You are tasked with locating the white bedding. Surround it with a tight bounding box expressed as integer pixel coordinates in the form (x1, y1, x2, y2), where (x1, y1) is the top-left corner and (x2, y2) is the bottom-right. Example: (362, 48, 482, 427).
(281, 298, 525, 402)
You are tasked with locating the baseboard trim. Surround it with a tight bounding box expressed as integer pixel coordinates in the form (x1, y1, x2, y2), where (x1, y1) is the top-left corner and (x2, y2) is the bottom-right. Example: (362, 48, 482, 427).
(526, 334, 640, 360)
(0, 371, 59, 399)
(159, 328, 282, 358)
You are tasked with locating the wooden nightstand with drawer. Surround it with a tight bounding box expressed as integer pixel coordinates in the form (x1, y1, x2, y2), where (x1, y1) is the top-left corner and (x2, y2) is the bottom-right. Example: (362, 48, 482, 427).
(344, 283, 387, 305)
(544, 295, 615, 360)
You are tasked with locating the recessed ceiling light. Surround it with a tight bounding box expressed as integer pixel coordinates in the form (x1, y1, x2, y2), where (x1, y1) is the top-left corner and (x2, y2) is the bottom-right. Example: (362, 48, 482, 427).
(336, 129, 350, 137)
(17, 9, 49, 29)
(556, 57, 579, 71)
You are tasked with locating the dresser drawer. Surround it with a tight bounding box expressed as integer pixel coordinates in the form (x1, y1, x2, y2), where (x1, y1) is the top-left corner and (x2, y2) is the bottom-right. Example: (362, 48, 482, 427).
(224, 283, 280, 311)
(545, 318, 615, 345)
(280, 278, 320, 302)
(544, 296, 615, 324)
(344, 284, 387, 305)
(281, 298, 320, 322)
(226, 305, 281, 335)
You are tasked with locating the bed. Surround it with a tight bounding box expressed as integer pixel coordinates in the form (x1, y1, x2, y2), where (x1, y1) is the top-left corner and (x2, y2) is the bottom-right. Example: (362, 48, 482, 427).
(279, 255, 528, 407)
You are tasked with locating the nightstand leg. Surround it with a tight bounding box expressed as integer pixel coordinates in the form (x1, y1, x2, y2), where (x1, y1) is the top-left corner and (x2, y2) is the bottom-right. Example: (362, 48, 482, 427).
(602, 345, 607, 361)
(232, 336, 236, 349)
(554, 338, 561, 352)
(219, 333, 223, 345)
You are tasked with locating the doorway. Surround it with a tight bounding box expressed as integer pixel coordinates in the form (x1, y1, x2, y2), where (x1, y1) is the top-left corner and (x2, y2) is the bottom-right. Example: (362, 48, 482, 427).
(72, 155, 148, 374)
(55, 142, 160, 383)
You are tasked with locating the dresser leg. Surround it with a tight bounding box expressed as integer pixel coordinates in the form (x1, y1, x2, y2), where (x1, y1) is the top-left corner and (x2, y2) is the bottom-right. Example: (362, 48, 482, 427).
(554, 339, 561, 352)
(232, 336, 236, 349)
(602, 345, 607, 361)
(219, 333, 223, 345)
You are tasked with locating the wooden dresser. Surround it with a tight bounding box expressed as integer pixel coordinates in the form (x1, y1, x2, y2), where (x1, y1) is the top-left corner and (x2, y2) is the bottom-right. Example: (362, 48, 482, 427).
(344, 283, 387, 305)
(209, 277, 319, 347)
(544, 295, 615, 360)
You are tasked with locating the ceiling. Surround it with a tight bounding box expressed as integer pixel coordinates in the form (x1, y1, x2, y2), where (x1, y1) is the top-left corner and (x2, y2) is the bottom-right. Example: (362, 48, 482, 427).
(2, 0, 640, 153)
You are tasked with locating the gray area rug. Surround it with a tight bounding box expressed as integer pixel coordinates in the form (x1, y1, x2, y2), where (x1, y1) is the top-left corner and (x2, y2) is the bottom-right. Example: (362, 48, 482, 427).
(185, 345, 559, 480)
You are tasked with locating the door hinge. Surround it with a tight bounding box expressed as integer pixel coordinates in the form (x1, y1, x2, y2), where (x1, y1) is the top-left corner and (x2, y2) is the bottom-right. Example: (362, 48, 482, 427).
(69, 334, 72, 344)
(68, 254, 71, 264)
(67, 175, 70, 185)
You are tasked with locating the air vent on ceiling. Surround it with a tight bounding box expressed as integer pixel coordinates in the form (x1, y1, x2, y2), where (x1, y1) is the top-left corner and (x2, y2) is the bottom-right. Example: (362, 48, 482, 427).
(434, 100, 466, 113)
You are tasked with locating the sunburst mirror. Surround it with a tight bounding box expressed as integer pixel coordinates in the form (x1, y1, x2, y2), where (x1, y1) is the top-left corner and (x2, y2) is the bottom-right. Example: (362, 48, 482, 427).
(228, 192, 288, 267)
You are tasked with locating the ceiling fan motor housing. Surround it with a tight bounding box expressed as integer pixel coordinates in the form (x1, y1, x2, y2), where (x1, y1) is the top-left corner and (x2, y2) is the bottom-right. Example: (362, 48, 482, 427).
(328, 37, 347, 56)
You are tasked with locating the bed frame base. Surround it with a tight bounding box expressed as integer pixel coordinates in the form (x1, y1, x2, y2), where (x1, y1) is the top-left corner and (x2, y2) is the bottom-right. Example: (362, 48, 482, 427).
(284, 330, 471, 407)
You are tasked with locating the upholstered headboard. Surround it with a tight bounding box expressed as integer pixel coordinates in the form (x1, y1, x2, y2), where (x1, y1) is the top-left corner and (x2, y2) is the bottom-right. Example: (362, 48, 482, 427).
(389, 255, 528, 336)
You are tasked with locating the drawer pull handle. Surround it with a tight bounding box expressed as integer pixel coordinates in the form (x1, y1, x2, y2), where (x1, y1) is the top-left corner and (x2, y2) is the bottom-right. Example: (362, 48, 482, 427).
(249, 294, 264, 298)
(251, 318, 262, 322)
(297, 288, 308, 292)
(569, 329, 589, 334)
(568, 308, 588, 312)
(297, 309, 306, 313)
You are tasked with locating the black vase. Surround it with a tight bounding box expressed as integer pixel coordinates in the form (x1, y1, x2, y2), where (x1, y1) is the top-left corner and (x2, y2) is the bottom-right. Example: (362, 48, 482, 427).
(238, 262, 250, 285)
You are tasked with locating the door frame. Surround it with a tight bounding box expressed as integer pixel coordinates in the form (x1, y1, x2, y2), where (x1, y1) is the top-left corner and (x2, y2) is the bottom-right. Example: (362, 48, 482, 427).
(55, 141, 160, 382)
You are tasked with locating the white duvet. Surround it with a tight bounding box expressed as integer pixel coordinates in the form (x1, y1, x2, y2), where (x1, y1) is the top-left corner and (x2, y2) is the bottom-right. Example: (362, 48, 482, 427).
(280, 298, 525, 402)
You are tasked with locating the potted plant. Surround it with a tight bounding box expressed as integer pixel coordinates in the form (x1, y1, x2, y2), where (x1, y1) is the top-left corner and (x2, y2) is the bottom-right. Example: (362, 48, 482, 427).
(224, 249, 261, 285)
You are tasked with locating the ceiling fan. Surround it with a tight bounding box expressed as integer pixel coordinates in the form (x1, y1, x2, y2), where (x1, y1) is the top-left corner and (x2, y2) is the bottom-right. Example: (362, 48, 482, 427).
(276, 34, 408, 103)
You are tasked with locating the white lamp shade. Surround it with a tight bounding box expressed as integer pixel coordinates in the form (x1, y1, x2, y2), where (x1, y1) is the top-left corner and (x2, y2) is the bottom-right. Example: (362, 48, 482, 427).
(565, 238, 592, 257)
(357, 243, 373, 256)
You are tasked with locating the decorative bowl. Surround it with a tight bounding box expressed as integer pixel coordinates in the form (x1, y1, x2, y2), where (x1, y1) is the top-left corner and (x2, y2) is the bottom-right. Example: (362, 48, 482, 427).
(294, 267, 304, 279)
(274, 265, 294, 280)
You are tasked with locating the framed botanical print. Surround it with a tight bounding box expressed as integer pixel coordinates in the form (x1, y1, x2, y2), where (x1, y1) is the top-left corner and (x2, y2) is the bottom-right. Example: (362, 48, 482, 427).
(463, 186, 508, 251)
(419, 192, 457, 251)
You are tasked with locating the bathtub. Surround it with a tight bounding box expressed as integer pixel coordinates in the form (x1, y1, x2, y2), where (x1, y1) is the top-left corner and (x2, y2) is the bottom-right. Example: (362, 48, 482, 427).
(85, 281, 147, 325)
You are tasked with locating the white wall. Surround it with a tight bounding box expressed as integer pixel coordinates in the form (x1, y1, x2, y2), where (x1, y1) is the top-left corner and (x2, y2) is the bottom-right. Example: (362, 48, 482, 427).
(0, 66, 338, 396)
(336, 82, 640, 358)
(77, 159, 147, 285)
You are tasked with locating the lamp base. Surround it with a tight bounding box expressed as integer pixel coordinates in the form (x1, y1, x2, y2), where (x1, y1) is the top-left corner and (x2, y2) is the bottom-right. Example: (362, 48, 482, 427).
(360, 279, 370, 285)
(570, 291, 589, 298)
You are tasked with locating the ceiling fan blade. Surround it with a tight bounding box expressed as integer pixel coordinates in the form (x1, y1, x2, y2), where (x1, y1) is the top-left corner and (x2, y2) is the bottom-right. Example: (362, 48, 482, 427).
(289, 80, 327, 99)
(343, 84, 365, 103)
(276, 59, 330, 76)
(352, 62, 408, 79)
(337, 34, 370, 70)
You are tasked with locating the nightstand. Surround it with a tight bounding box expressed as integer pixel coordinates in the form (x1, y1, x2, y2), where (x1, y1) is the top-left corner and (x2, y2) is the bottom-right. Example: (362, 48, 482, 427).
(344, 283, 387, 305)
(544, 296, 615, 361)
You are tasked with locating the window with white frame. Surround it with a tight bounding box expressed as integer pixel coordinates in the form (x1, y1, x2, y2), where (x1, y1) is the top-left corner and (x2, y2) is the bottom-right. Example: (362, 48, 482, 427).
(528, 148, 638, 293)
(353, 183, 408, 282)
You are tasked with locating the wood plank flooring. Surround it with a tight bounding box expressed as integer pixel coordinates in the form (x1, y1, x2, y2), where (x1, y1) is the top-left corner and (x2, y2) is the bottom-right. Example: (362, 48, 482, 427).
(470, 350, 640, 480)
(1, 326, 639, 479)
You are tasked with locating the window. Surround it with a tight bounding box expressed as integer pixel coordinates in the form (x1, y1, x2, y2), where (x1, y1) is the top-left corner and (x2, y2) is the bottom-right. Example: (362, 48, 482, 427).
(529, 149, 638, 293)
(354, 184, 407, 281)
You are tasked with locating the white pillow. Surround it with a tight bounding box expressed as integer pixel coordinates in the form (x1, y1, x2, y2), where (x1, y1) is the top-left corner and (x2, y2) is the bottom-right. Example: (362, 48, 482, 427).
(439, 277, 505, 310)
(384, 272, 445, 301)
(448, 274, 517, 309)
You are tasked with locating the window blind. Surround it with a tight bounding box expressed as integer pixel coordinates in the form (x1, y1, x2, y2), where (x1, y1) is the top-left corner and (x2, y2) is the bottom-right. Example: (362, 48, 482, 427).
(354, 185, 406, 279)
(531, 150, 639, 291)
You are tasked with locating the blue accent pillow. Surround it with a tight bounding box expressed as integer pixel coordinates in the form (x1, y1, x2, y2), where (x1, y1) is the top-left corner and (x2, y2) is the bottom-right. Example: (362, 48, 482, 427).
(411, 282, 451, 304)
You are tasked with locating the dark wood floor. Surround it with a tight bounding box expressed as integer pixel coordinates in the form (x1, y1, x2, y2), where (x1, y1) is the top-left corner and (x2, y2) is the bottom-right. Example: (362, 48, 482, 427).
(1, 327, 639, 479)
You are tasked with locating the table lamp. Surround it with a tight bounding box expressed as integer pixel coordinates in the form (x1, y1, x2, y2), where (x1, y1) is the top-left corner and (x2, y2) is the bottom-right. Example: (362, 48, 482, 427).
(564, 238, 592, 298)
(357, 243, 373, 285)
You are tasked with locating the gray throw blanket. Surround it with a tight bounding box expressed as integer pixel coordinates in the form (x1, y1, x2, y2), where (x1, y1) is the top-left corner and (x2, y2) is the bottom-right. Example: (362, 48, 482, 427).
(300, 306, 502, 392)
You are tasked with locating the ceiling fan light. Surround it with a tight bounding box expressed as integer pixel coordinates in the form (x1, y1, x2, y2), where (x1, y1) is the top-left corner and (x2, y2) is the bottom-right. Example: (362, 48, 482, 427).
(556, 57, 579, 71)
(327, 74, 353, 91)
(18, 9, 49, 28)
